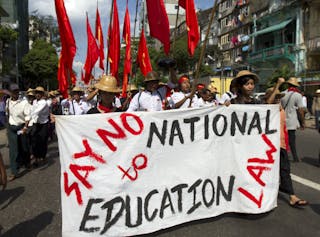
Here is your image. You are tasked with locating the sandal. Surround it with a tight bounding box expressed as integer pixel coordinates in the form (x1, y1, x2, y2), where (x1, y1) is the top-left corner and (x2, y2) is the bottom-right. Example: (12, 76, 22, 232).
(290, 199, 308, 208)
(8, 175, 17, 182)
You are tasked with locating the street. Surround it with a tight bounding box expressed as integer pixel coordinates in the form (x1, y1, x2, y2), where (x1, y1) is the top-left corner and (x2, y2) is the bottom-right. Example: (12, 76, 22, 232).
(0, 120, 319, 237)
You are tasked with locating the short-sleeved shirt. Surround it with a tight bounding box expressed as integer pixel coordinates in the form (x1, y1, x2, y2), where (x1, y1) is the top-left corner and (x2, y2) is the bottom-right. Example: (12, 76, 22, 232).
(127, 87, 166, 112)
(68, 99, 91, 115)
(169, 91, 199, 109)
(281, 90, 304, 130)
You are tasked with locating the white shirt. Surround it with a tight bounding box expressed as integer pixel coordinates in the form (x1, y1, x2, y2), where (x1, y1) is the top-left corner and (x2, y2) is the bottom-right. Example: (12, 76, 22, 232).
(6, 98, 31, 126)
(127, 87, 167, 112)
(281, 90, 304, 130)
(68, 99, 91, 115)
(219, 91, 236, 104)
(31, 99, 49, 124)
(170, 91, 199, 109)
(198, 97, 216, 107)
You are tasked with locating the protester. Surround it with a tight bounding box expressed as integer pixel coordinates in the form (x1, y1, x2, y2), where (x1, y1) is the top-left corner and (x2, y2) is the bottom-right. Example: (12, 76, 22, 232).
(312, 89, 320, 130)
(207, 84, 219, 103)
(87, 75, 122, 114)
(198, 88, 216, 107)
(49, 91, 62, 141)
(280, 77, 305, 162)
(30, 86, 50, 166)
(0, 152, 6, 190)
(120, 84, 139, 111)
(67, 87, 91, 115)
(127, 71, 176, 112)
(169, 75, 199, 109)
(219, 79, 237, 105)
(230, 70, 260, 104)
(265, 78, 308, 207)
(6, 84, 31, 180)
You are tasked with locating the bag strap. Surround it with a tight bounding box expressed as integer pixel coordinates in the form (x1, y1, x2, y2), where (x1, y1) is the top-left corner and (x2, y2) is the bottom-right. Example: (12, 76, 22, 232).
(283, 92, 294, 110)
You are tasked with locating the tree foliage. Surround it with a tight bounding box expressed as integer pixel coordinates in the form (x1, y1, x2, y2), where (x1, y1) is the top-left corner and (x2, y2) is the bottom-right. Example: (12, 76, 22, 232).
(0, 25, 18, 43)
(29, 11, 60, 48)
(266, 64, 295, 90)
(21, 39, 58, 89)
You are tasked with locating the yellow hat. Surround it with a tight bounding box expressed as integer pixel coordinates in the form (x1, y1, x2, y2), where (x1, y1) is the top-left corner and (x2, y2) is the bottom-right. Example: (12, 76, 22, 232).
(144, 71, 160, 82)
(127, 84, 138, 91)
(95, 75, 121, 93)
(34, 86, 45, 93)
(233, 70, 259, 83)
(71, 87, 83, 93)
(286, 77, 300, 87)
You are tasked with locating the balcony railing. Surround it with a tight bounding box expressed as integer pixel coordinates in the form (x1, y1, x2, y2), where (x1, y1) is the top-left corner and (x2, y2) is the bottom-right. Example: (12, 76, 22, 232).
(308, 37, 320, 51)
(248, 43, 295, 62)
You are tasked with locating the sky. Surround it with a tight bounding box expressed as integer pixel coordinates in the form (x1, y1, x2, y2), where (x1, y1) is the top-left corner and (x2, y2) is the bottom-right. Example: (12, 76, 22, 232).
(28, 0, 215, 78)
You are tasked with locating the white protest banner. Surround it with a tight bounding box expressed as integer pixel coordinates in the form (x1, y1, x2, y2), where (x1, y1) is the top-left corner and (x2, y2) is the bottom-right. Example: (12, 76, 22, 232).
(56, 105, 280, 237)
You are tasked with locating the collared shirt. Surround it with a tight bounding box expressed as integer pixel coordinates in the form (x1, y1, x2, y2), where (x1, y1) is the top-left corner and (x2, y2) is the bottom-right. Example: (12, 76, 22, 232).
(219, 91, 236, 104)
(127, 87, 167, 112)
(31, 99, 49, 124)
(68, 99, 91, 115)
(170, 91, 199, 109)
(281, 90, 304, 130)
(6, 98, 31, 126)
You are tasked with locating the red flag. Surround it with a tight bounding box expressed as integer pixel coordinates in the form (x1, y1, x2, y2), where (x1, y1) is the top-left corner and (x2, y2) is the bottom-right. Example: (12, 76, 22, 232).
(84, 15, 99, 84)
(137, 29, 152, 76)
(54, 0, 76, 96)
(179, 0, 199, 56)
(108, 0, 120, 81)
(145, 0, 170, 55)
(70, 71, 76, 86)
(57, 54, 68, 98)
(95, 8, 105, 71)
(122, 2, 131, 97)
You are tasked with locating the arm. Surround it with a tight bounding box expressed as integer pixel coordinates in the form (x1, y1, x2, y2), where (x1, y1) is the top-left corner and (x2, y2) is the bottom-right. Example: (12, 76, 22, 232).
(266, 77, 285, 104)
(127, 93, 140, 112)
(85, 88, 99, 102)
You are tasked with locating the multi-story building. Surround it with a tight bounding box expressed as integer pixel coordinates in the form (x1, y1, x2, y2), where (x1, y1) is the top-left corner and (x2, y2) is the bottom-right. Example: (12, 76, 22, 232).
(248, 0, 306, 88)
(0, 0, 29, 87)
(217, 0, 252, 78)
(303, 0, 320, 92)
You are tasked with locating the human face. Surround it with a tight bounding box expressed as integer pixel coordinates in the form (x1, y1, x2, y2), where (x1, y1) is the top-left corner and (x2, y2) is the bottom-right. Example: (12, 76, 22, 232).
(146, 80, 159, 92)
(241, 78, 255, 96)
(35, 91, 43, 100)
(180, 80, 191, 93)
(72, 92, 81, 101)
(99, 90, 115, 105)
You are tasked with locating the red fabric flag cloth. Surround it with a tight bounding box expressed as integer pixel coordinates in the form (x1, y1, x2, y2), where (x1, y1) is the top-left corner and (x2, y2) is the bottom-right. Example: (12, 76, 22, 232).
(178, 0, 200, 56)
(108, 0, 120, 81)
(70, 71, 76, 86)
(137, 29, 152, 76)
(57, 54, 68, 98)
(122, 3, 131, 97)
(84, 15, 99, 84)
(55, 0, 76, 96)
(95, 8, 105, 71)
(145, 0, 170, 55)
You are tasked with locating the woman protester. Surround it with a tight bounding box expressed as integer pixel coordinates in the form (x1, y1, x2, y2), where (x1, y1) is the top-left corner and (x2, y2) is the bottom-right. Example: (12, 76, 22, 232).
(265, 78, 308, 208)
(87, 75, 122, 114)
(230, 70, 260, 105)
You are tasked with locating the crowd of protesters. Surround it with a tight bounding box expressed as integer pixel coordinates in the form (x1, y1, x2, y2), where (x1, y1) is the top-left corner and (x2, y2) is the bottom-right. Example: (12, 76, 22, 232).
(1, 67, 319, 208)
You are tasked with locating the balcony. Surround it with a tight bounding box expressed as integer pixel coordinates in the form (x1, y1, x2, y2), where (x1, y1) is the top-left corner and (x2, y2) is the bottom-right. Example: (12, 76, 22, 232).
(308, 37, 320, 54)
(248, 43, 295, 63)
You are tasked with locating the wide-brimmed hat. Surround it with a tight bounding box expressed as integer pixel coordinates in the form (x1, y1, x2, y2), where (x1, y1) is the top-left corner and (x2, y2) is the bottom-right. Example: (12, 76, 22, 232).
(316, 89, 320, 94)
(144, 71, 159, 82)
(34, 86, 45, 93)
(286, 77, 300, 87)
(127, 84, 138, 91)
(233, 70, 259, 83)
(265, 87, 285, 98)
(95, 75, 121, 93)
(71, 87, 83, 94)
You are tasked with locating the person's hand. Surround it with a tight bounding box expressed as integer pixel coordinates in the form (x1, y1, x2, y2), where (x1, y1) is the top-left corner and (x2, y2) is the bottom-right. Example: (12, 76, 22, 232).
(21, 126, 28, 135)
(127, 91, 132, 98)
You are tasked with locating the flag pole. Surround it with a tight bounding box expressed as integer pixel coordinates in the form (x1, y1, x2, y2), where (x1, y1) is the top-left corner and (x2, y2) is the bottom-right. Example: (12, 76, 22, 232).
(131, 0, 141, 85)
(192, 1, 218, 92)
(171, 5, 180, 56)
(106, 0, 114, 75)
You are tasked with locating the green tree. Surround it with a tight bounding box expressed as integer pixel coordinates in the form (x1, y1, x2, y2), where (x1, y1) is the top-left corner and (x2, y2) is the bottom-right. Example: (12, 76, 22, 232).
(267, 64, 295, 90)
(0, 25, 18, 75)
(21, 39, 58, 89)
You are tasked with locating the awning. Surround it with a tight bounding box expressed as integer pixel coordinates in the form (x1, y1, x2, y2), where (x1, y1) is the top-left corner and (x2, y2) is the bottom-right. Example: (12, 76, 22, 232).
(251, 19, 292, 37)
